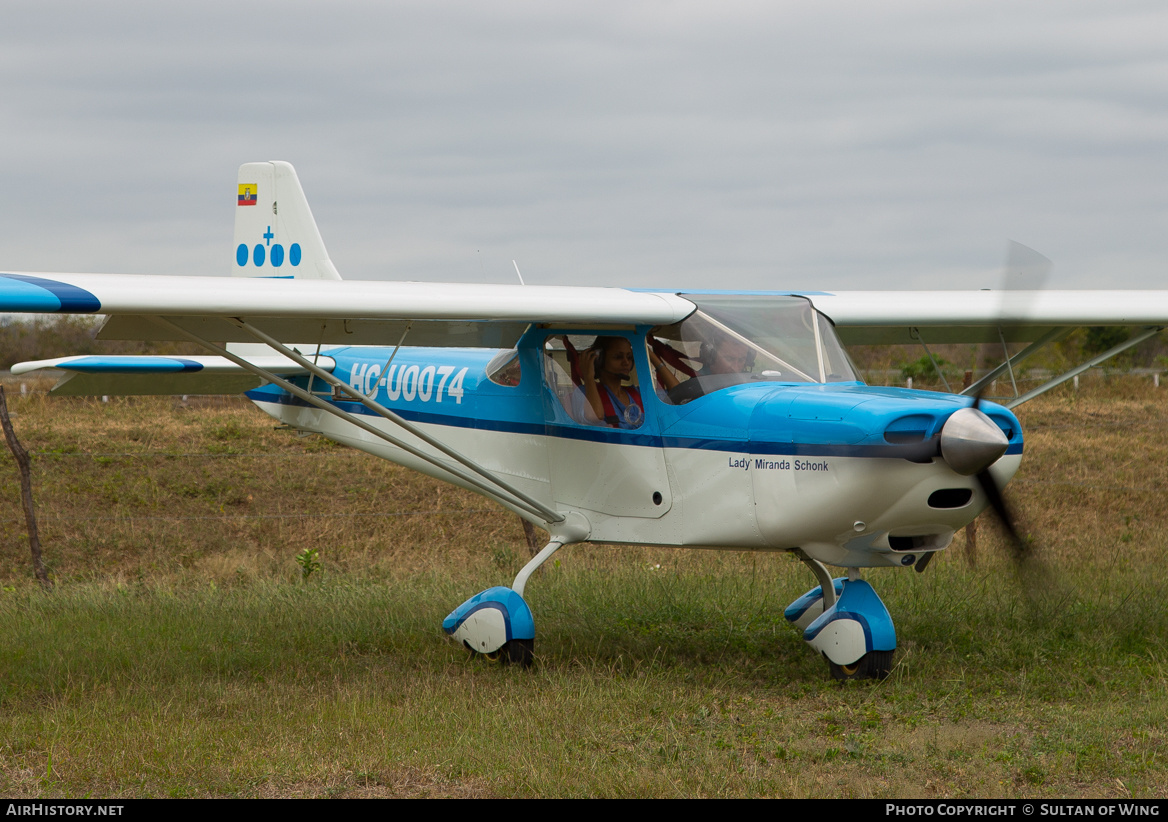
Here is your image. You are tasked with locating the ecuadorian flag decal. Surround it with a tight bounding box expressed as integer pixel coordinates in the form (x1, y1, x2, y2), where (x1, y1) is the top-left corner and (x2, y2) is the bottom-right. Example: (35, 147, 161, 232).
(238, 183, 258, 206)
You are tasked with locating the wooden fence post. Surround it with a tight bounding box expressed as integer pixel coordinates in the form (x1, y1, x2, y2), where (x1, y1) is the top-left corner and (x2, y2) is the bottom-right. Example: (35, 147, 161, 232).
(520, 517, 544, 556)
(0, 385, 51, 589)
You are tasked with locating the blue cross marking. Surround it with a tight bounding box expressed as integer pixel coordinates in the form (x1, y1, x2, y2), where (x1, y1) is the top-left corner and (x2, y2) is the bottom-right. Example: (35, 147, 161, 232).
(263, 226, 274, 246)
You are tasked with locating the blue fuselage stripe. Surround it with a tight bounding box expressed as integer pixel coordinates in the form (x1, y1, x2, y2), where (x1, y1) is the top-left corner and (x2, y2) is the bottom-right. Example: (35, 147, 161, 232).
(246, 387, 1023, 458)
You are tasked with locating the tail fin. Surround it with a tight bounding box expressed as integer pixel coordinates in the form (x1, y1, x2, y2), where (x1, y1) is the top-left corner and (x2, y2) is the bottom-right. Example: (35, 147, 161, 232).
(233, 161, 341, 280)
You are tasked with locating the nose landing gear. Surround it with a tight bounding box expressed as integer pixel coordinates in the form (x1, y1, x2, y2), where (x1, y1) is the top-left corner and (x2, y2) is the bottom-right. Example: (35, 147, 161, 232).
(787, 553, 896, 681)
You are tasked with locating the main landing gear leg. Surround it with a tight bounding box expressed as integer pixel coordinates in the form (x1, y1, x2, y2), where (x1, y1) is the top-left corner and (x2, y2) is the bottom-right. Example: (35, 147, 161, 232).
(442, 513, 589, 668)
(784, 553, 896, 681)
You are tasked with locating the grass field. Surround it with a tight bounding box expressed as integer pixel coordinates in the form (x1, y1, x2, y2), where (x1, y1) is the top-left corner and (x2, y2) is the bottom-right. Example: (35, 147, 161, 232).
(0, 377, 1165, 798)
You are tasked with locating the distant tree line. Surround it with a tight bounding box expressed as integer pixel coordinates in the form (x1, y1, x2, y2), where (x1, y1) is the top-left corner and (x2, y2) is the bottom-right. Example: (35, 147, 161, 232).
(850, 327, 1168, 387)
(1, 315, 196, 368)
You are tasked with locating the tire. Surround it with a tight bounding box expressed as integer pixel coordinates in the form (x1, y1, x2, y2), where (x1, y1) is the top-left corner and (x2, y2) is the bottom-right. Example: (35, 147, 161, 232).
(829, 650, 894, 681)
(505, 638, 535, 668)
(477, 639, 535, 668)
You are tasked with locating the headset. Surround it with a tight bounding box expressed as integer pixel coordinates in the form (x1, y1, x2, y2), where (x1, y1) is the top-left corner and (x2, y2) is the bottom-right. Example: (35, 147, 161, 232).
(589, 336, 626, 372)
(699, 338, 756, 372)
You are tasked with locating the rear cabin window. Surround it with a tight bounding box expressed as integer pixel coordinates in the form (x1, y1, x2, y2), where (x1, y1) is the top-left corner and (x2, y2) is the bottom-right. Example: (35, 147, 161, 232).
(485, 349, 522, 387)
(543, 334, 645, 429)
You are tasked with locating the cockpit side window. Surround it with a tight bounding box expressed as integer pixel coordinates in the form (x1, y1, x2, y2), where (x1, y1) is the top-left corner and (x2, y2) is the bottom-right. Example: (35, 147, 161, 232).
(652, 295, 861, 403)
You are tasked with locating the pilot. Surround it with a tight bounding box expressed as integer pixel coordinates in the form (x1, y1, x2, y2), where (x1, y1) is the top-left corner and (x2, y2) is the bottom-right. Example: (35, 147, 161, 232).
(657, 333, 754, 404)
(573, 336, 644, 429)
(699, 335, 751, 376)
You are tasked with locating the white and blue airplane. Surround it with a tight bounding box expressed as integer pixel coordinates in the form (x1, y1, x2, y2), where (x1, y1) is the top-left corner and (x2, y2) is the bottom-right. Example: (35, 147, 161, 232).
(8, 161, 1168, 679)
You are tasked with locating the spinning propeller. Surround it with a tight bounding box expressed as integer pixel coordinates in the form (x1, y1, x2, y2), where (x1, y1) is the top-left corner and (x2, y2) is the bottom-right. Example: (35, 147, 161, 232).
(971, 242, 1049, 564)
(967, 391, 1028, 562)
(919, 242, 1049, 572)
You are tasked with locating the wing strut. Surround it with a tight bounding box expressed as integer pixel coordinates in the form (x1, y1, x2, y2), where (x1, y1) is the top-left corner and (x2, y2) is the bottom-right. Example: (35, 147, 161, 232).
(149, 316, 565, 525)
(959, 327, 1071, 398)
(1004, 325, 1164, 409)
(997, 327, 1019, 398)
(908, 327, 953, 393)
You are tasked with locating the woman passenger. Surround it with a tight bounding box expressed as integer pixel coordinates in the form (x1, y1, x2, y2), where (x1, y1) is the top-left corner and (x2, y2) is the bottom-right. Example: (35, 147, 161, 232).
(572, 336, 644, 429)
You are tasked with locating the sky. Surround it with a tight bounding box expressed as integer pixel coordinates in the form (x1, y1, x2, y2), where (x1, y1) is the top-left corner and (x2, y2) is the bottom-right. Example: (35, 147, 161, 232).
(2, 0, 1167, 292)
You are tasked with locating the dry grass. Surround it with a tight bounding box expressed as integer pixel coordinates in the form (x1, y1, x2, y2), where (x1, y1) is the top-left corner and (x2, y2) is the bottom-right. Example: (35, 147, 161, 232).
(0, 387, 518, 585)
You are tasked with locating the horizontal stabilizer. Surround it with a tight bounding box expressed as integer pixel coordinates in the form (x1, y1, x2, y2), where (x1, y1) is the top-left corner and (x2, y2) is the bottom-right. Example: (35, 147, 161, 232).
(11, 354, 334, 397)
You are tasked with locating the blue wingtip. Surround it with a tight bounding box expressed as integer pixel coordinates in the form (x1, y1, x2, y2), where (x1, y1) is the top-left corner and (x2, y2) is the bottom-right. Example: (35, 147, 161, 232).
(60, 357, 204, 374)
(0, 274, 101, 313)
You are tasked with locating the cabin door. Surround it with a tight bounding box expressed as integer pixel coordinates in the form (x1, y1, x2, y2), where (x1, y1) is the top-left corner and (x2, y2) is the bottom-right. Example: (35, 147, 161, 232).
(538, 332, 673, 520)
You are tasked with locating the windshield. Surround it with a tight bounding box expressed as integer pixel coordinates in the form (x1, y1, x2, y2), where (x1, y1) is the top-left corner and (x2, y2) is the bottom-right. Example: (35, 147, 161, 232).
(650, 294, 859, 403)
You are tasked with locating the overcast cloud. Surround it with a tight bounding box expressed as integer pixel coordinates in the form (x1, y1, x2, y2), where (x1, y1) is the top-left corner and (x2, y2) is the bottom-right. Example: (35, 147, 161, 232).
(1, 0, 1166, 291)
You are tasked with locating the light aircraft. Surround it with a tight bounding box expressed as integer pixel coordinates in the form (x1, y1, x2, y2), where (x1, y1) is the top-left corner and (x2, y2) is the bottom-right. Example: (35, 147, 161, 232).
(7, 161, 1168, 679)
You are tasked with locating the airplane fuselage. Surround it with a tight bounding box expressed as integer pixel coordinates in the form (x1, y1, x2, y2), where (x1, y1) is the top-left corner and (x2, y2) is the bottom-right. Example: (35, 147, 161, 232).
(246, 324, 1022, 570)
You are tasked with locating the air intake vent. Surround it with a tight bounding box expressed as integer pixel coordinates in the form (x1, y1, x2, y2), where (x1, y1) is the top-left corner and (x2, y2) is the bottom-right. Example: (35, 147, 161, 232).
(884, 414, 933, 444)
(928, 488, 973, 509)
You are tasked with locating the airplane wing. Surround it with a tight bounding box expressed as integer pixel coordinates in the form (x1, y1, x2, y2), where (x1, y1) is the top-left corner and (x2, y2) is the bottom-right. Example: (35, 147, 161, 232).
(802, 290, 1168, 345)
(7, 273, 1168, 356)
(9, 271, 1164, 349)
(0, 272, 696, 349)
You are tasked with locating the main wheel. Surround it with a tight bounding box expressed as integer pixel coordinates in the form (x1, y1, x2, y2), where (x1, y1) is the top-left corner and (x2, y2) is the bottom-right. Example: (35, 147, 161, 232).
(829, 650, 894, 681)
